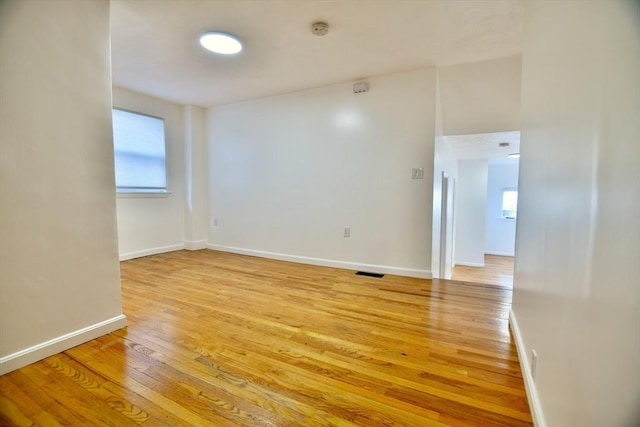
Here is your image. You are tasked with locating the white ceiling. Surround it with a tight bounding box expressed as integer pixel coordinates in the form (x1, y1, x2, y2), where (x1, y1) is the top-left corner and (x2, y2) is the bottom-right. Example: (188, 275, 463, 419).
(445, 131, 520, 161)
(110, 0, 525, 107)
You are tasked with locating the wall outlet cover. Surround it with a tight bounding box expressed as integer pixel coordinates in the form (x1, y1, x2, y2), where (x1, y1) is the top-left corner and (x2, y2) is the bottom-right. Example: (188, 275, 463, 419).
(531, 349, 538, 379)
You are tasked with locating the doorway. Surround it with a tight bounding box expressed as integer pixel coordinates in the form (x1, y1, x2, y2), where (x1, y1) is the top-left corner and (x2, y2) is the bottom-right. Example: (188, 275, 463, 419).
(436, 131, 520, 287)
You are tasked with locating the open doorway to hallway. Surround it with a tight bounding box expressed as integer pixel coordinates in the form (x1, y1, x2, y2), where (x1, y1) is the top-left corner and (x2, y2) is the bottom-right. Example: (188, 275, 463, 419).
(435, 131, 519, 288)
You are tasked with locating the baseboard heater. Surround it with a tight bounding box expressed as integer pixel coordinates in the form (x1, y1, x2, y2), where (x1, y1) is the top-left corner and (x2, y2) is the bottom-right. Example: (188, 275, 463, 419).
(356, 271, 385, 278)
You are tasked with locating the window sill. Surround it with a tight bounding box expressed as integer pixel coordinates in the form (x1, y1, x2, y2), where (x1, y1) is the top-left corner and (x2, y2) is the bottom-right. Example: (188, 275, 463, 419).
(117, 191, 172, 199)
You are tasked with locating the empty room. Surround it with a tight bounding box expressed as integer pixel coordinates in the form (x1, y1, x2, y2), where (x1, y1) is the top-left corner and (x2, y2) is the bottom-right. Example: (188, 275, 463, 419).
(1, 1, 638, 426)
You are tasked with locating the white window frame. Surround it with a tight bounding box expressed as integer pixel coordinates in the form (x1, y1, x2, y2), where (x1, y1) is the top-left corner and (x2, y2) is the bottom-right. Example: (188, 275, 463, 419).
(112, 108, 170, 197)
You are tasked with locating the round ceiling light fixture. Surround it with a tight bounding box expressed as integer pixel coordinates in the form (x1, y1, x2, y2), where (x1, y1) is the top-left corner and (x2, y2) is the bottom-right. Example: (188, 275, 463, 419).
(199, 32, 242, 55)
(311, 22, 329, 36)
(508, 153, 521, 158)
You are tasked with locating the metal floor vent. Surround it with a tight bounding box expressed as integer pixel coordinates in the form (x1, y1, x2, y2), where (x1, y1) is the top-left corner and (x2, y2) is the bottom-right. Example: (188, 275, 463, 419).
(356, 271, 384, 278)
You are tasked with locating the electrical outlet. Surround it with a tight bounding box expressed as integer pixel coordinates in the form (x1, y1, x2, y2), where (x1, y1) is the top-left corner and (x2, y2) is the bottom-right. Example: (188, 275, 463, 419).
(531, 349, 538, 380)
(344, 226, 350, 238)
(212, 219, 218, 227)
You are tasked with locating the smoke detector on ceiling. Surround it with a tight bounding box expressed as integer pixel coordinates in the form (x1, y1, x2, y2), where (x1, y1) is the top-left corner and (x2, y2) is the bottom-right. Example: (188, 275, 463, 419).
(311, 22, 329, 36)
(353, 81, 369, 94)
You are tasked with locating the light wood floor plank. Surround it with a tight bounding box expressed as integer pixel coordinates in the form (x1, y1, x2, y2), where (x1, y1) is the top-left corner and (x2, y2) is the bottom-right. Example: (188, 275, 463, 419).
(0, 250, 532, 426)
(452, 255, 514, 287)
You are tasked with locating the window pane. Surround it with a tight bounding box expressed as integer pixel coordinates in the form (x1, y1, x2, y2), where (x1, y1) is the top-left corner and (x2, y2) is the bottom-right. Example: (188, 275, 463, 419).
(502, 190, 518, 219)
(112, 109, 166, 190)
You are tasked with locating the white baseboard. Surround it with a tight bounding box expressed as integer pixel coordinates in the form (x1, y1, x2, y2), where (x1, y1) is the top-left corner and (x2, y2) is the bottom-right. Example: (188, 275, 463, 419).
(509, 310, 547, 427)
(184, 240, 207, 250)
(207, 244, 432, 279)
(454, 261, 485, 268)
(0, 314, 127, 375)
(119, 244, 185, 261)
(485, 251, 515, 257)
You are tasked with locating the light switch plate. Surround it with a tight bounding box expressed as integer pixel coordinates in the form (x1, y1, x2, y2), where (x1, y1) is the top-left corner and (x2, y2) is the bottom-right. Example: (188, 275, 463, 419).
(412, 168, 424, 179)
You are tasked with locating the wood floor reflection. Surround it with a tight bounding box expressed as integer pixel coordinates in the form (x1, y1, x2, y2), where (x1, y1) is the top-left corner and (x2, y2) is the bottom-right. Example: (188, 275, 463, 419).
(0, 250, 531, 426)
(452, 255, 515, 288)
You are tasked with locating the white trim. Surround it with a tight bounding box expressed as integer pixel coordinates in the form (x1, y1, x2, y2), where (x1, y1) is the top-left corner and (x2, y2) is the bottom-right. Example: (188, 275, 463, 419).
(509, 310, 547, 427)
(119, 244, 184, 261)
(454, 261, 485, 267)
(485, 251, 515, 257)
(184, 240, 207, 250)
(0, 315, 127, 375)
(207, 244, 432, 279)
(116, 191, 172, 198)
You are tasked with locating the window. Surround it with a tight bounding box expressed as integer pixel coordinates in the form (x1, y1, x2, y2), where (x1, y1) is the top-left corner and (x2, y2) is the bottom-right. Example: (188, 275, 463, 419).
(112, 108, 167, 193)
(501, 189, 518, 219)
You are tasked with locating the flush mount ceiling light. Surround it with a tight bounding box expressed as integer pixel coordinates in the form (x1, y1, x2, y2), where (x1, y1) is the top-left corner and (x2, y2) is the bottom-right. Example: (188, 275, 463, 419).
(199, 32, 242, 54)
(499, 142, 510, 148)
(311, 22, 329, 36)
(509, 153, 521, 158)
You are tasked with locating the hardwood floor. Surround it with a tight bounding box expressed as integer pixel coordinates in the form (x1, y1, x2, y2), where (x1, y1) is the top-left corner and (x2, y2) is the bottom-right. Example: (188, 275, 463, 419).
(451, 255, 514, 288)
(0, 250, 531, 426)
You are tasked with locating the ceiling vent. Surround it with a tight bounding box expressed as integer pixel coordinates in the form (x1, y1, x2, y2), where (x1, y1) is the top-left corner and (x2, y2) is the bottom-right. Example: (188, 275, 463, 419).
(311, 22, 329, 36)
(353, 81, 369, 94)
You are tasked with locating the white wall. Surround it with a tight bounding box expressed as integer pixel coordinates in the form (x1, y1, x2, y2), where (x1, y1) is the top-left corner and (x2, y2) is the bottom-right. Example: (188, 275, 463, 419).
(454, 159, 487, 267)
(112, 87, 187, 259)
(208, 69, 436, 277)
(512, 1, 640, 426)
(0, 0, 126, 374)
(439, 55, 521, 136)
(485, 160, 519, 256)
